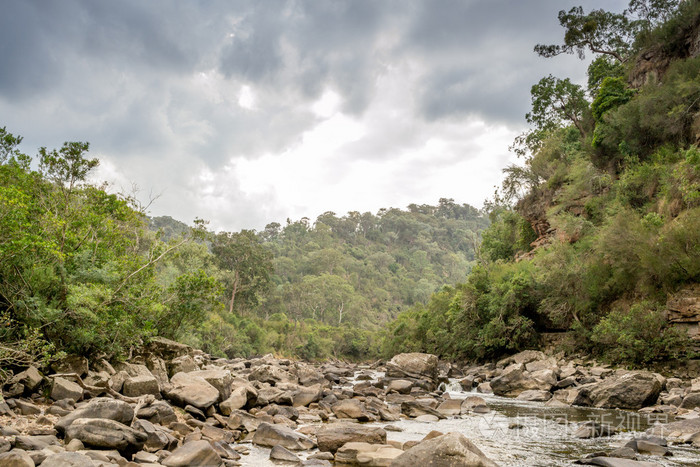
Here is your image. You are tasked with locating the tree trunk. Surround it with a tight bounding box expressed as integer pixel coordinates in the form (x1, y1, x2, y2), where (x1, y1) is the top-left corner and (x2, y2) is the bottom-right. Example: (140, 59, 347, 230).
(228, 270, 239, 315)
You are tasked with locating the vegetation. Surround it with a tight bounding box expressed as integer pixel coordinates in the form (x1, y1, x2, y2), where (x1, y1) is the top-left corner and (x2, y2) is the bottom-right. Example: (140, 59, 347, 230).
(384, 0, 700, 365)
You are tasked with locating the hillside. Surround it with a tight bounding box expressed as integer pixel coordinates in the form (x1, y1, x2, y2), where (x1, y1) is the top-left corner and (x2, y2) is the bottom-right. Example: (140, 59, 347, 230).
(384, 0, 700, 365)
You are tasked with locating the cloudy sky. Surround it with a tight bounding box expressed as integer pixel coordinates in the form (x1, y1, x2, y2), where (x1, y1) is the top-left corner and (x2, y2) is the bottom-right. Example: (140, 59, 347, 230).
(1, 0, 627, 231)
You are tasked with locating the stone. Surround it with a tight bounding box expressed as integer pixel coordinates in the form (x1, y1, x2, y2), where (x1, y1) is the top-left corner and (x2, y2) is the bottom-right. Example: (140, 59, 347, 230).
(573, 372, 662, 410)
(133, 451, 160, 464)
(385, 353, 439, 382)
(145, 354, 169, 388)
(122, 375, 161, 398)
(65, 418, 147, 456)
(389, 432, 497, 467)
(635, 439, 671, 456)
(168, 355, 198, 377)
(56, 398, 134, 436)
(490, 364, 552, 397)
(14, 400, 42, 415)
(336, 442, 404, 466)
(164, 373, 220, 410)
(252, 422, 315, 451)
(316, 422, 387, 453)
(579, 457, 661, 466)
(249, 364, 295, 385)
(386, 379, 413, 394)
(0, 451, 36, 467)
(476, 382, 492, 394)
(680, 392, 700, 409)
(162, 440, 223, 466)
(270, 445, 302, 463)
(132, 419, 173, 452)
(187, 369, 233, 401)
(12, 367, 43, 393)
(14, 435, 60, 451)
(147, 336, 193, 361)
(110, 371, 130, 393)
(573, 421, 617, 438)
(52, 354, 89, 377)
(136, 400, 178, 426)
(42, 451, 98, 466)
(50, 377, 83, 402)
(516, 390, 552, 402)
(331, 399, 371, 421)
(645, 417, 700, 441)
(219, 386, 248, 415)
(437, 399, 462, 416)
(401, 401, 446, 419)
(415, 414, 440, 422)
(292, 384, 322, 407)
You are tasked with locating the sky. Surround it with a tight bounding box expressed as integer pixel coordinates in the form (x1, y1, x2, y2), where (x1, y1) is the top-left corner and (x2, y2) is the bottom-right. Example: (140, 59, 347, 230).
(0, 0, 628, 232)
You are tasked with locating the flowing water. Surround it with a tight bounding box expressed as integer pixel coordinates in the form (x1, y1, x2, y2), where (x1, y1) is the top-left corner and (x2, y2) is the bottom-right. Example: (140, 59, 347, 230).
(237, 372, 700, 466)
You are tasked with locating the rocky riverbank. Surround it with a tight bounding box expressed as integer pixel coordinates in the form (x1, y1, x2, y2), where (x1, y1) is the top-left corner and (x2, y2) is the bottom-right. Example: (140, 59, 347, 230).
(1, 342, 700, 466)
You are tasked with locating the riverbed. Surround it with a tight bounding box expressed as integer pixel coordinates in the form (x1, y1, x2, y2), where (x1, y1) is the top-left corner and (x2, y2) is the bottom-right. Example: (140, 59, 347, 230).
(239, 371, 700, 466)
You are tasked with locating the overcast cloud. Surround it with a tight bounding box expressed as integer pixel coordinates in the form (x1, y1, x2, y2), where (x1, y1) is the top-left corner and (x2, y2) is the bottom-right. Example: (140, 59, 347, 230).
(0, 0, 627, 231)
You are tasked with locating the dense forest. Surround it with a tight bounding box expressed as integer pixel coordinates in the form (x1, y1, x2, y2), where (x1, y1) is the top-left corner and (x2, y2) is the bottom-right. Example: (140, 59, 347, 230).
(0, 129, 486, 371)
(385, 0, 700, 365)
(2, 0, 700, 372)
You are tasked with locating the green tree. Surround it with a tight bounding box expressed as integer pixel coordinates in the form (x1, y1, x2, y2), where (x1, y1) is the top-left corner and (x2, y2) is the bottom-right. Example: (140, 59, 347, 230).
(527, 75, 590, 139)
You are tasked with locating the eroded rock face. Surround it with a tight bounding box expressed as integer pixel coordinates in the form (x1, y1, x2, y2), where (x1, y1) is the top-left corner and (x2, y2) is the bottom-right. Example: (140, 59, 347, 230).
(56, 398, 134, 435)
(65, 418, 147, 455)
(316, 423, 387, 453)
(162, 440, 223, 467)
(386, 353, 439, 382)
(164, 373, 220, 410)
(490, 364, 553, 397)
(389, 432, 497, 467)
(573, 372, 662, 410)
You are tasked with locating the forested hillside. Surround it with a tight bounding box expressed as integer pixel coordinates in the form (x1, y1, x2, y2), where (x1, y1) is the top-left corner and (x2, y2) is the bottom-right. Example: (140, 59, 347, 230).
(384, 0, 700, 365)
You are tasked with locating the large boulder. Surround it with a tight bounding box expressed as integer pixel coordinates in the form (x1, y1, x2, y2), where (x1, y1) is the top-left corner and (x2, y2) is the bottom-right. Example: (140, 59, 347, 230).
(336, 442, 404, 466)
(316, 423, 387, 453)
(41, 452, 97, 466)
(162, 440, 223, 466)
(252, 422, 315, 451)
(646, 417, 700, 440)
(219, 386, 248, 415)
(490, 364, 553, 397)
(65, 418, 147, 456)
(122, 374, 160, 398)
(249, 364, 296, 385)
(187, 369, 233, 401)
(0, 451, 35, 467)
(50, 377, 83, 402)
(386, 353, 439, 382)
(56, 398, 134, 435)
(573, 372, 662, 410)
(390, 432, 497, 467)
(164, 373, 220, 410)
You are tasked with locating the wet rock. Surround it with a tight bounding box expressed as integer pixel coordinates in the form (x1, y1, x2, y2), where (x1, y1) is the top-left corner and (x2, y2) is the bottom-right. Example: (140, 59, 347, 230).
(50, 377, 83, 402)
(490, 364, 552, 397)
(386, 353, 439, 383)
(389, 432, 497, 467)
(576, 457, 661, 466)
(680, 392, 700, 409)
(386, 379, 413, 394)
(401, 401, 446, 419)
(437, 399, 462, 416)
(316, 422, 387, 453)
(476, 382, 492, 394)
(516, 390, 552, 402)
(573, 372, 662, 410)
(162, 440, 223, 466)
(634, 439, 671, 456)
(252, 422, 315, 451)
(608, 447, 637, 459)
(65, 418, 147, 456)
(573, 421, 617, 438)
(270, 444, 302, 463)
(647, 417, 700, 440)
(56, 398, 134, 436)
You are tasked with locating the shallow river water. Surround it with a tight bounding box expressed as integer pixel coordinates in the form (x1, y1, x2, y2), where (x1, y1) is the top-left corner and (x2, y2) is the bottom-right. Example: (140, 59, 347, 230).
(238, 373, 700, 466)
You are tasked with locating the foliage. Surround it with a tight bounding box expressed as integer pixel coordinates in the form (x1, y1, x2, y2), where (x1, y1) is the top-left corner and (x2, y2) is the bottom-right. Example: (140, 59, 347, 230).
(527, 75, 590, 139)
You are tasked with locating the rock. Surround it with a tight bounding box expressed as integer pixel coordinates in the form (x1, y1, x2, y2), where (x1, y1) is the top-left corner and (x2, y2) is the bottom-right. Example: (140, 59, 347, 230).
(460, 396, 488, 414)
(516, 390, 552, 401)
(187, 369, 233, 401)
(257, 386, 293, 406)
(573, 421, 617, 438)
(680, 392, 700, 409)
(295, 365, 326, 387)
(646, 417, 700, 440)
(109, 371, 129, 393)
(249, 365, 295, 385)
(168, 355, 198, 377)
(317, 422, 387, 453)
(416, 414, 440, 422)
(12, 367, 43, 393)
(252, 422, 315, 451)
(573, 372, 662, 410)
(14, 435, 59, 451)
(14, 400, 42, 416)
(0, 451, 36, 467)
(144, 354, 169, 388)
(147, 336, 193, 361)
(635, 439, 671, 456)
(133, 451, 160, 464)
(164, 373, 220, 410)
(50, 377, 83, 402)
(136, 400, 178, 426)
(476, 382, 492, 394)
(162, 440, 223, 466)
(41, 451, 97, 466)
(132, 419, 173, 452)
(386, 379, 413, 394)
(437, 399, 462, 416)
(331, 399, 371, 421)
(490, 364, 552, 397)
(220, 386, 248, 415)
(578, 457, 661, 466)
(52, 354, 89, 377)
(386, 353, 439, 382)
(56, 398, 135, 436)
(336, 442, 404, 466)
(608, 447, 637, 459)
(270, 444, 302, 463)
(122, 375, 161, 398)
(389, 432, 497, 467)
(65, 418, 147, 456)
(499, 350, 546, 366)
(401, 401, 446, 419)
(292, 384, 322, 408)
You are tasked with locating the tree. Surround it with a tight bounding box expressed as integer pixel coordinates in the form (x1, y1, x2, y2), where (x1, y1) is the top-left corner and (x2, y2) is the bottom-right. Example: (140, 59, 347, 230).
(526, 75, 590, 139)
(212, 230, 272, 315)
(534, 7, 634, 63)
